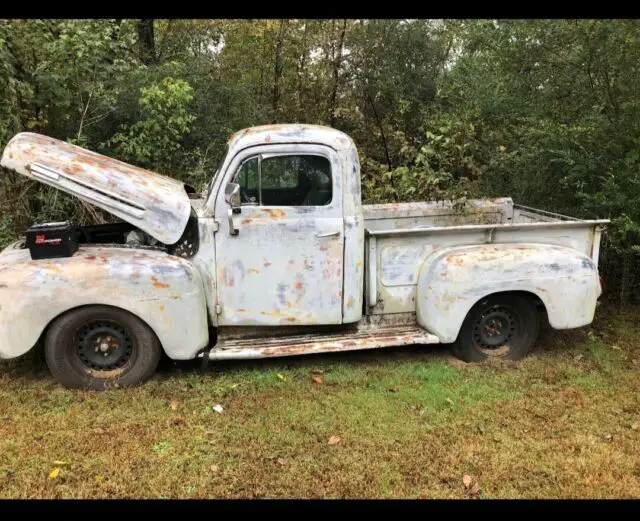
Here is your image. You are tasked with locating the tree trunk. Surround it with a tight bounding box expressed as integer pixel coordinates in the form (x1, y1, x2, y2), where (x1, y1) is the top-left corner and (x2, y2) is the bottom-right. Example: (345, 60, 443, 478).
(365, 87, 393, 170)
(296, 22, 309, 122)
(329, 20, 347, 126)
(273, 20, 287, 123)
(137, 19, 156, 65)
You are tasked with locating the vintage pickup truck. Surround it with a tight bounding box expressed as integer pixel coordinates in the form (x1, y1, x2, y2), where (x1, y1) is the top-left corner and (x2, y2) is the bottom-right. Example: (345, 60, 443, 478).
(0, 125, 608, 389)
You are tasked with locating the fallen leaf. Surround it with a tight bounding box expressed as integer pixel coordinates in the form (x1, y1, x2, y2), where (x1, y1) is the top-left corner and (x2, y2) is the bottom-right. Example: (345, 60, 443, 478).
(311, 375, 324, 385)
(210, 464, 219, 473)
(328, 436, 341, 445)
(462, 474, 472, 488)
(52, 460, 70, 466)
(277, 458, 287, 466)
(470, 483, 481, 495)
(170, 400, 179, 411)
(48, 468, 60, 480)
(277, 374, 287, 381)
(95, 475, 104, 483)
(212, 404, 224, 414)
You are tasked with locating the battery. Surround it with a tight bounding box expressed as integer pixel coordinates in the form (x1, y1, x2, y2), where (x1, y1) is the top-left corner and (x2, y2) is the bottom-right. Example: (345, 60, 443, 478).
(25, 221, 78, 260)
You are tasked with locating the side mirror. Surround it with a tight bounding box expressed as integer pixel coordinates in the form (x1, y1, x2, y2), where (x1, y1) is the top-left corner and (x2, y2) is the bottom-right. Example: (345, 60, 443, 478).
(224, 182, 241, 208)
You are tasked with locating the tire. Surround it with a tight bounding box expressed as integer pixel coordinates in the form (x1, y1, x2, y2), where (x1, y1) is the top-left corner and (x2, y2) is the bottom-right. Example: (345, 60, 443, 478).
(451, 294, 540, 363)
(44, 305, 162, 390)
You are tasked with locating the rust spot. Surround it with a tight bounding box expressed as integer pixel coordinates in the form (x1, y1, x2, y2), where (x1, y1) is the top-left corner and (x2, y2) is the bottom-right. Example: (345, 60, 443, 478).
(347, 296, 354, 308)
(295, 280, 304, 290)
(241, 218, 253, 225)
(248, 268, 260, 274)
(284, 317, 296, 322)
(85, 255, 96, 261)
(440, 271, 447, 277)
(151, 276, 170, 289)
(265, 134, 272, 143)
(262, 208, 286, 219)
(446, 256, 464, 267)
(44, 263, 62, 273)
(221, 268, 235, 287)
(158, 304, 165, 312)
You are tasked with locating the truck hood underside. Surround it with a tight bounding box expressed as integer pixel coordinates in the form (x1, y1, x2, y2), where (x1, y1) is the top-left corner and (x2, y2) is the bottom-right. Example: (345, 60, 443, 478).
(0, 133, 191, 245)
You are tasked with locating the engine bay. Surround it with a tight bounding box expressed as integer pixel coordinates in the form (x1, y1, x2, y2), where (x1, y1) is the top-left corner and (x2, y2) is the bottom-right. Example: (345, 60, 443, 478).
(19, 214, 200, 260)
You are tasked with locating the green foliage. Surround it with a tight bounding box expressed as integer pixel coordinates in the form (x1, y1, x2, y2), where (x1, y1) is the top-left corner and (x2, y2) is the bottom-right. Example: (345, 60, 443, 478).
(103, 76, 195, 172)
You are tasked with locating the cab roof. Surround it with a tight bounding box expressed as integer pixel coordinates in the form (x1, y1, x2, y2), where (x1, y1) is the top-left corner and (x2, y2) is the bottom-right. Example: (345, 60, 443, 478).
(227, 124, 356, 154)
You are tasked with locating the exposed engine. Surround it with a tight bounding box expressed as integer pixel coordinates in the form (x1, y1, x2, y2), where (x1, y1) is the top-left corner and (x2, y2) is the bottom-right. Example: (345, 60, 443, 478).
(71, 213, 201, 259)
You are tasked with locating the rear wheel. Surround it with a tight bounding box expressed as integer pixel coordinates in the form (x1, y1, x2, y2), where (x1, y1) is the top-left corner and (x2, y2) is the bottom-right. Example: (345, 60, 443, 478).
(44, 306, 161, 389)
(451, 294, 540, 363)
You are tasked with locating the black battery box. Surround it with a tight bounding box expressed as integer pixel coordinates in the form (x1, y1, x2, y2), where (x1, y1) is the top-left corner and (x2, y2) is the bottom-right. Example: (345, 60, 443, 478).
(25, 221, 78, 260)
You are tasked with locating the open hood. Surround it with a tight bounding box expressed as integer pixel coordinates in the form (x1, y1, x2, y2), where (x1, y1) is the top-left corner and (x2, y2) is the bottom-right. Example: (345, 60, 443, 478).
(0, 133, 191, 244)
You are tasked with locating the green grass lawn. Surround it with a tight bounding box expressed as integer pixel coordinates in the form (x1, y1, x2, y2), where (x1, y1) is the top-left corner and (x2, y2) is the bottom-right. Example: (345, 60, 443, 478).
(0, 304, 639, 498)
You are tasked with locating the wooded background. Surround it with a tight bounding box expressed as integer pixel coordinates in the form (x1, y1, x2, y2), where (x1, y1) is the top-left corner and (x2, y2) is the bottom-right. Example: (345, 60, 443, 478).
(1, 19, 639, 300)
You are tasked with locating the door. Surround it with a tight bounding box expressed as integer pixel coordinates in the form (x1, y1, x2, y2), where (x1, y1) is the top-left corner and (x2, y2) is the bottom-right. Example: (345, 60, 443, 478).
(214, 144, 344, 326)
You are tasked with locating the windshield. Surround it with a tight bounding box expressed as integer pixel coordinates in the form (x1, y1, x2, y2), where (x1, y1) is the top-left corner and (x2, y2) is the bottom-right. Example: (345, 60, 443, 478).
(204, 145, 229, 200)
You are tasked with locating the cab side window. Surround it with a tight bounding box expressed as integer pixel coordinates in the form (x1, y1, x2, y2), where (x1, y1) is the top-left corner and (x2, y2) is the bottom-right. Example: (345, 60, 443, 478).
(234, 154, 332, 206)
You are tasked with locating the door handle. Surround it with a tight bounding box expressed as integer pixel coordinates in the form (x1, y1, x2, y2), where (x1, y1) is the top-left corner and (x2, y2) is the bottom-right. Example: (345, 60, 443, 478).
(316, 231, 341, 238)
(228, 208, 239, 236)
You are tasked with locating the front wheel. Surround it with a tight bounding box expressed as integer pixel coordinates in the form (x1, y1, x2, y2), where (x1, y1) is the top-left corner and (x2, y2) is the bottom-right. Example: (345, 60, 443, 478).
(451, 294, 540, 363)
(44, 306, 162, 390)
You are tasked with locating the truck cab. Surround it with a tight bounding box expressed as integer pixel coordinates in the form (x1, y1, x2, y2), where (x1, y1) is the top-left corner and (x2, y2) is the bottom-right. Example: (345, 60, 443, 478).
(204, 125, 364, 327)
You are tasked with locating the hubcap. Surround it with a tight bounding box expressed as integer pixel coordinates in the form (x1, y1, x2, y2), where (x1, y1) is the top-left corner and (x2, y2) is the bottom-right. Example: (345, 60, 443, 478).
(76, 321, 133, 370)
(472, 305, 516, 356)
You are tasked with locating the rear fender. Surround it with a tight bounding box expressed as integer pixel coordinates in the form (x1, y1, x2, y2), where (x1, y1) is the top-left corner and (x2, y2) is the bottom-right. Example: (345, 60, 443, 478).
(416, 243, 600, 343)
(0, 246, 209, 360)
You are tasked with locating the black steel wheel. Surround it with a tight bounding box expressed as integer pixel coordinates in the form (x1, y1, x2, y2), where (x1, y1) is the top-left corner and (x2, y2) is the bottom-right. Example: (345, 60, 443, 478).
(44, 306, 161, 390)
(452, 294, 540, 363)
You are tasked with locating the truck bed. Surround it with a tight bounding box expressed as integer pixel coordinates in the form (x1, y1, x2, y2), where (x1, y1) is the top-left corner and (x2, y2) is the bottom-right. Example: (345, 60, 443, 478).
(363, 197, 582, 231)
(363, 198, 608, 316)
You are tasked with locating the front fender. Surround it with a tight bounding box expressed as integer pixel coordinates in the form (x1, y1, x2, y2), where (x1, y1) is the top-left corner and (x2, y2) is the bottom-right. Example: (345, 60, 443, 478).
(0, 246, 209, 360)
(416, 243, 600, 343)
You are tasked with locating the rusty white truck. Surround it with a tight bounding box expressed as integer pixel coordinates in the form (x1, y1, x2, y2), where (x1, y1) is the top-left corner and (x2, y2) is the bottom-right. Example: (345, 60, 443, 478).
(0, 125, 608, 389)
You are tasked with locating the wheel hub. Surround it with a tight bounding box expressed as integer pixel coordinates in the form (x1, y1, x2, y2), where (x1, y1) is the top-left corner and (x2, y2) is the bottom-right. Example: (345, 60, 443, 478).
(472, 305, 516, 355)
(76, 322, 133, 370)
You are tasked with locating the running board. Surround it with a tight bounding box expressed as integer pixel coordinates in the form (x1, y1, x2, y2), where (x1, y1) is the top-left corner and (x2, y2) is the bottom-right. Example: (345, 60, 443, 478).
(204, 325, 440, 361)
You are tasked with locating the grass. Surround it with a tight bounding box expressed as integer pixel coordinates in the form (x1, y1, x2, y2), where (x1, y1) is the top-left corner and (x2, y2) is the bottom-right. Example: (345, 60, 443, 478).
(0, 304, 639, 498)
